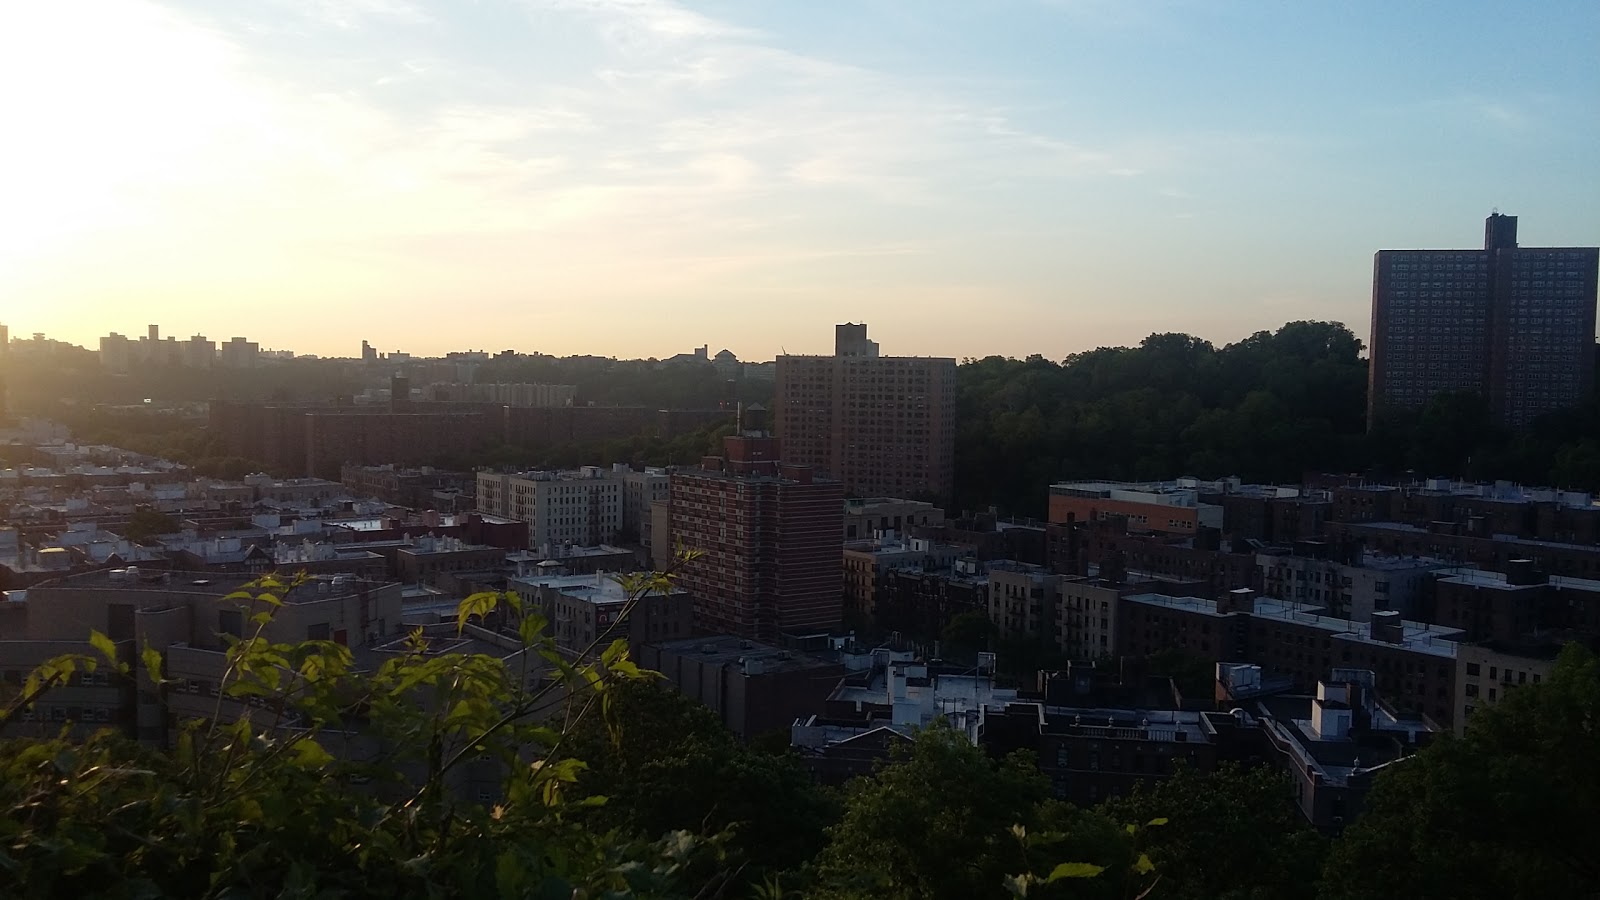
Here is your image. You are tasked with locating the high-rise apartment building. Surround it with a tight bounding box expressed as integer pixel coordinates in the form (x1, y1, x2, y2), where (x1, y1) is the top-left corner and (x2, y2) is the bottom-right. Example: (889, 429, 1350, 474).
(668, 424, 843, 641)
(775, 324, 956, 503)
(1369, 214, 1599, 428)
(476, 466, 624, 549)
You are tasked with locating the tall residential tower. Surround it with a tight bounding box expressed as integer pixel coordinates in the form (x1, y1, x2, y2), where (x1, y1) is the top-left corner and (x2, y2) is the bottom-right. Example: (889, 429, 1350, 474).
(668, 409, 844, 641)
(1369, 214, 1598, 428)
(775, 324, 956, 503)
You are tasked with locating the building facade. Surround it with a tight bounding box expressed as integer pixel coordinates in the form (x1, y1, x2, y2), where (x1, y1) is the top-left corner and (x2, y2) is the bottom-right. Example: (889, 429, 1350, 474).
(475, 467, 624, 550)
(1369, 213, 1599, 428)
(1048, 481, 1224, 535)
(668, 432, 844, 641)
(621, 467, 671, 546)
(508, 571, 694, 651)
(774, 324, 956, 503)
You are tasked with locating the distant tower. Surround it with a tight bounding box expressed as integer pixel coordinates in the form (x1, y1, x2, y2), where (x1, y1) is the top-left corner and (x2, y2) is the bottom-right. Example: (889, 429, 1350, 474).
(834, 323, 880, 358)
(148, 324, 159, 343)
(390, 374, 411, 411)
(0, 322, 9, 362)
(362, 340, 378, 364)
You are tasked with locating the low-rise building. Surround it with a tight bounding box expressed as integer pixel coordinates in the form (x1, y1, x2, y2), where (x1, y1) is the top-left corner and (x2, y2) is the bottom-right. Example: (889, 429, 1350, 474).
(639, 635, 845, 741)
(843, 534, 961, 625)
(1120, 589, 1464, 725)
(1429, 562, 1600, 643)
(1219, 664, 1440, 832)
(3, 569, 405, 744)
(476, 466, 624, 548)
(844, 497, 945, 541)
(508, 571, 693, 651)
(1048, 480, 1224, 535)
(395, 536, 505, 586)
(1452, 634, 1590, 736)
(1257, 544, 1449, 621)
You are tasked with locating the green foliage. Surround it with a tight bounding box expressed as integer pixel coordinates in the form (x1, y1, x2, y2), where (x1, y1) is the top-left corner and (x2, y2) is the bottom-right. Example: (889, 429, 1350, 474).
(1321, 643, 1600, 900)
(1100, 764, 1327, 900)
(941, 610, 999, 658)
(0, 575, 731, 899)
(955, 323, 1368, 516)
(811, 724, 1143, 900)
(1143, 648, 1216, 701)
(955, 321, 1600, 517)
(564, 680, 839, 888)
(121, 506, 180, 544)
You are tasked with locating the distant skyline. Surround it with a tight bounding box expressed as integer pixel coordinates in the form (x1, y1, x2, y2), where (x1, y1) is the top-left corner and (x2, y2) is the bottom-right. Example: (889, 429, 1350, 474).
(2, 1, 1596, 360)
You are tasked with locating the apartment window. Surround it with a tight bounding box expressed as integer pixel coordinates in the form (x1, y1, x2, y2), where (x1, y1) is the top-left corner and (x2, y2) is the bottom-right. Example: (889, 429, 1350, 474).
(1465, 683, 1479, 698)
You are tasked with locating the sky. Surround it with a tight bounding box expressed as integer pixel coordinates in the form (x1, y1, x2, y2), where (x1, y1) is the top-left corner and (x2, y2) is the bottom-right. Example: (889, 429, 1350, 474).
(1, 1, 1596, 361)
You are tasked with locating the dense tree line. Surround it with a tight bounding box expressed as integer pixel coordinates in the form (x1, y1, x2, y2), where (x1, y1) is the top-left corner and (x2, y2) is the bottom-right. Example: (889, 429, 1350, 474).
(4, 574, 1595, 898)
(954, 321, 1600, 518)
(15, 321, 1600, 518)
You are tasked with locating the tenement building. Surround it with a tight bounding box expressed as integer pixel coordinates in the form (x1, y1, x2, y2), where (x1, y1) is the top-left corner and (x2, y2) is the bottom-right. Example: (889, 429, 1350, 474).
(475, 466, 624, 549)
(774, 324, 956, 503)
(1368, 213, 1599, 428)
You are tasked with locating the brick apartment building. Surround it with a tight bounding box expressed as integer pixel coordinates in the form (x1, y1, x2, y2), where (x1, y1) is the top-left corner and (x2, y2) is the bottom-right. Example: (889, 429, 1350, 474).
(0, 569, 405, 743)
(214, 400, 731, 478)
(1368, 213, 1598, 428)
(668, 424, 844, 641)
(1047, 481, 1224, 537)
(1330, 479, 1600, 545)
(1119, 588, 1462, 725)
(774, 324, 956, 503)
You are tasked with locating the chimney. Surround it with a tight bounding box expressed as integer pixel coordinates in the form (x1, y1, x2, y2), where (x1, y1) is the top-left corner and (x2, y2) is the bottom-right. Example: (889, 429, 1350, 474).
(1370, 610, 1405, 644)
(1218, 586, 1255, 615)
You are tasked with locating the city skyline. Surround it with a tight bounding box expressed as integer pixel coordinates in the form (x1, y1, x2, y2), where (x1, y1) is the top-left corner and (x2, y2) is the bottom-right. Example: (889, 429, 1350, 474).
(3, 1, 1597, 360)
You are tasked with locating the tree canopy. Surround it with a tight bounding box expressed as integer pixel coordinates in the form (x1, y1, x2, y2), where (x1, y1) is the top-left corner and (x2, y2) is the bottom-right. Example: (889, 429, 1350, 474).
(953, 321, 1600, 517)
(1320, 643, 1600, 900)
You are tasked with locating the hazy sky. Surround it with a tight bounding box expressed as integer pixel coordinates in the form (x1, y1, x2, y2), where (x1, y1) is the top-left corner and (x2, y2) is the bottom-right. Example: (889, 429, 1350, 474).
(2, 1, 1596, 361)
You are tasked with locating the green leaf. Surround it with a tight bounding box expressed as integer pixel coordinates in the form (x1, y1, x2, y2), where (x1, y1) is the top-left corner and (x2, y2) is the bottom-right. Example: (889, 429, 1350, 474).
(1134, 853, 1156, 875)
(495, 850, 523, 896)
(1147, 817, 1169, 827)
(600, 638, 628, 668)
(1125, 823, 1137, 835)
(518, 611, 549, 646)
(1046, 862, 1106, 882)
(89, 630, 118, 666)
(457, 592, 499, 633)
(290, 738, 334, 769)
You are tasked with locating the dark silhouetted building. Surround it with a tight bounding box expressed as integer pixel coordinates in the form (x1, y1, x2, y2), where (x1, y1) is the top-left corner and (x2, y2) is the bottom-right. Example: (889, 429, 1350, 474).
(1369, 213, 1598, 428)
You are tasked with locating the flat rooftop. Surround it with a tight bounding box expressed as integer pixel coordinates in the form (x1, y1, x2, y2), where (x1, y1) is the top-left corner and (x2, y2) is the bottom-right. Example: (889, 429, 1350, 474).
(1339, 520, 1600, 552)
(31, 569, 394, 604)
(649, 634, 838, 673)
(1435, 566, 1600, 594)
(508, 571, 681, 605)
(1125, 593, 1463, 657)
(507, 545, 632, 561)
